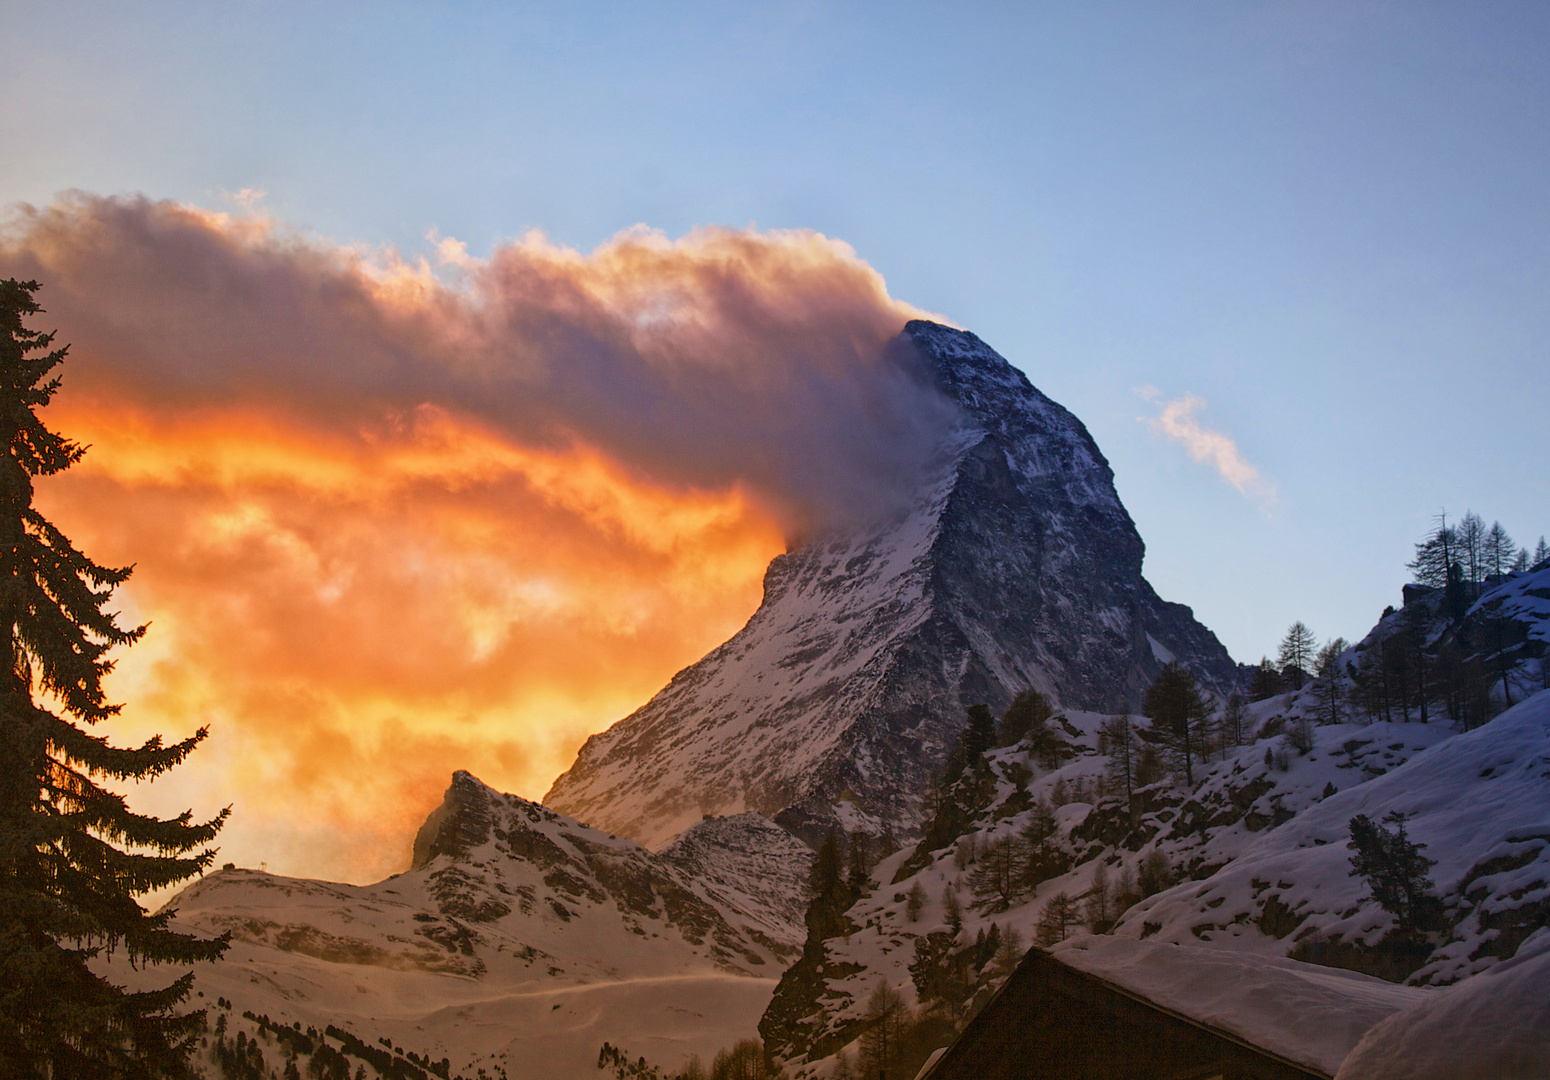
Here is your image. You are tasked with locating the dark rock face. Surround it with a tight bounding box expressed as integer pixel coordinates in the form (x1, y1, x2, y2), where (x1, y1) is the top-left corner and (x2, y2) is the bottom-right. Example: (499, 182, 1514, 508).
(411, 769, 495, 870)
(545, 321, 1237, 849)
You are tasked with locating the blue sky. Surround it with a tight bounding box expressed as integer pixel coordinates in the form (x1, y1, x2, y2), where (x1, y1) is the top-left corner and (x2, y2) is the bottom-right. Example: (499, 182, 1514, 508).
(6, 0, 1548, 663)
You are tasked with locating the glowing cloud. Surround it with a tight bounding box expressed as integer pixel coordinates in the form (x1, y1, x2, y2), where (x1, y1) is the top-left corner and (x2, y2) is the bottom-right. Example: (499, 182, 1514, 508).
(1139, 388, 1276, 504)
(0, 194, 957, 881)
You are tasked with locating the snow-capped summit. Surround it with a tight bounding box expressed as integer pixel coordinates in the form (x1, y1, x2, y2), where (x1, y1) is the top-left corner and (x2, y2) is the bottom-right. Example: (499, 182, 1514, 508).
(545, 321, 1237, 848)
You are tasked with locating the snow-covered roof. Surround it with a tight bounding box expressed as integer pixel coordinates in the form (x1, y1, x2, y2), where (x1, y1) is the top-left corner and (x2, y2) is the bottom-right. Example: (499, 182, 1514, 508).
(1334, 928, 1550, 1080)
(1048, 937, 1432, 1077)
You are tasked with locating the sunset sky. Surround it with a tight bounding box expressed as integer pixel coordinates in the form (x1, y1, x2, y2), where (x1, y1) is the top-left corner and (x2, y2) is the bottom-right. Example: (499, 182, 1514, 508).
(3, 2, 1548, 881)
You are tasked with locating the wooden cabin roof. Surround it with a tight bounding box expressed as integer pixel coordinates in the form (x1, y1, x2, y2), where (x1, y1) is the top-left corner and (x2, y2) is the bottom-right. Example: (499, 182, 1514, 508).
(920, 938, 1429, 1080)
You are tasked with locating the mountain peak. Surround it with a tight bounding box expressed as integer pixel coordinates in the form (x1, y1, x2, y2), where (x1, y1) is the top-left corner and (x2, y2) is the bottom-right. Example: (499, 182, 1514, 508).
(410, 770, 496, 870)
(546, 323, 1236, 848)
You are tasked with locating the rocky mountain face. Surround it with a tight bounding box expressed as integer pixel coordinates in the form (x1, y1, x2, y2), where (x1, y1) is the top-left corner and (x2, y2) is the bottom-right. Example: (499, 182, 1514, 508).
(545, 320, 1237, 849)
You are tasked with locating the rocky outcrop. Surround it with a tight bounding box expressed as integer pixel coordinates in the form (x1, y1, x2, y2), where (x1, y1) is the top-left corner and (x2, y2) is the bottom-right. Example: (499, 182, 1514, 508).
(545, 321, 1237, 848)
(411, 770, 495, 869)
(174, 772, 813, 986)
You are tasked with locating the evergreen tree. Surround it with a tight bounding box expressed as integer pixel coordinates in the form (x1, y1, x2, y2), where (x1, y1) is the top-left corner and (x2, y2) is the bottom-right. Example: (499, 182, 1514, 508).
(901, 705, 999, 875)
(846, 833, 871, 897)
(1141, 662, 1209, 785)
(1112, 866, 1141, 917)
(941, 885, 962, 933)
(1347, 812, 1439, 934)
(960, 704, 996, 765)
(1019, 798, 1062, 887)
(0, 279, 229, 1076)
(806, 833, 860, 940)
(1535, 537, 1550, 569)
(1133, 743, 1164, 789)
(1277, 621, 1318, 690)
(1136, 850, 1172, 897)
(996, 689, 1053, 751)
(989, 925, 1024, 978)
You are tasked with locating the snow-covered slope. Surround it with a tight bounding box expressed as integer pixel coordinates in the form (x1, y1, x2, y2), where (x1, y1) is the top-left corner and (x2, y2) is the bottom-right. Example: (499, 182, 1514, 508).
(1120, 688, 1550, 985)
(759, 687, 1550, 1072)
(546, 320, 1237, 848)
(106, 772, 812, 1080)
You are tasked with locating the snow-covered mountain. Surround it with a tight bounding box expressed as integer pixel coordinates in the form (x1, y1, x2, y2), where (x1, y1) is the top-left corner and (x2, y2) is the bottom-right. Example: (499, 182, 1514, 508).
(546, 320, 1237, 849)
(107, 772, 812, 1080)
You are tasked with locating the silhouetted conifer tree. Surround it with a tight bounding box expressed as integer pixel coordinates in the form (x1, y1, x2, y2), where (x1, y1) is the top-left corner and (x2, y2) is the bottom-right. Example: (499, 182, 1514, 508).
(0, 279, 228, 1075)
(1141, 662, 1209, 785)
(1277, 621, 1317, 690)
(1098, 715, 1137, 814)
(1407, 512, 1458, 590)
(995, 689, 1051, 748)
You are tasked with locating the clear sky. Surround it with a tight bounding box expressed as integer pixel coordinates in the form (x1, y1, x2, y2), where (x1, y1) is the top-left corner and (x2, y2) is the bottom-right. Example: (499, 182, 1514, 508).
(4, 2, 1549, 876)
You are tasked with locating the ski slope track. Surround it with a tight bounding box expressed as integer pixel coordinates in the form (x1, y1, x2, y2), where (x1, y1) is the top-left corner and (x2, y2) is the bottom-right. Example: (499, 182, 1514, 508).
(546, 320, 1236, 849)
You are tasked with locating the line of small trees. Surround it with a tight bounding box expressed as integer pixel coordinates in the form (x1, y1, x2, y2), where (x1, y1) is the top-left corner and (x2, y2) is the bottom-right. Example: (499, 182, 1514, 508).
(1408, 511, 1545, 594)
(602, 1038, 786, 1080)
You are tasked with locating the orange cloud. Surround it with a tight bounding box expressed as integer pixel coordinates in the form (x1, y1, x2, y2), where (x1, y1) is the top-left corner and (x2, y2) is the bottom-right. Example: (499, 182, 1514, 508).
(2, 194, 952, 882)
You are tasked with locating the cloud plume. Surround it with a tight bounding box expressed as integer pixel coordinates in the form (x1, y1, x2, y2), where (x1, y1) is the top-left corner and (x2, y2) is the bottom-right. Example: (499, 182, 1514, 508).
(0, 194, 957, 880)
(1140, 388, 1276, 503)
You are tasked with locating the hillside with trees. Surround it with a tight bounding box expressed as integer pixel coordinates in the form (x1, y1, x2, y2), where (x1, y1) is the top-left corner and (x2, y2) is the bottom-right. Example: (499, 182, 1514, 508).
(757, 517, 1549, 1078)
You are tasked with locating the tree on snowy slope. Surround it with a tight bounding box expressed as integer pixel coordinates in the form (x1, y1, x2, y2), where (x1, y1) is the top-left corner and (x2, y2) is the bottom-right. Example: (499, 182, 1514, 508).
(1277, 621, 1318, 690)
(1407, 512, 1459, 591)
(1347, 812, 1442, 935)
(805, 834, 859, 941)
(1033, 892, 1080, 946)
(996, 690, 1069, 770)
(1098, 715, 1138, 815)
(1313, 637, 1349, 724)
(1141, 662, 1210, 786)
(968, 835, 1028, 912)
(893, 706, 1000, 883)
(1216, 693, 1249, 751)
(0, 280, 228, 1075)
